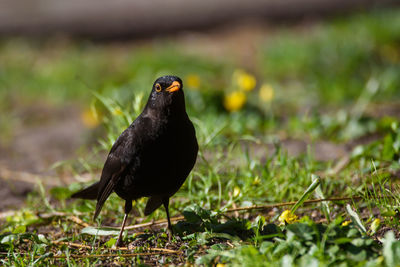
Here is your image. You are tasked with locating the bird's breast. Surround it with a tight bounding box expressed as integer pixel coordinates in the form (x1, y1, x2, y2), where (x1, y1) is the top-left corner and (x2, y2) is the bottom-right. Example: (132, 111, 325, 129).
(115, 116, 197, 199)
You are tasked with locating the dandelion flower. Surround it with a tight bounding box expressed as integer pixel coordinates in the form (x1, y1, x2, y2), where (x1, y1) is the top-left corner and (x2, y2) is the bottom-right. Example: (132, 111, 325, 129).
(186, 74, 201, 89)
(252, 176, 261, 186)
(233, 186, 241, 198)
(278, 210, 299, 225)
(341, 220, 351, 226)
(234, 69, 256, 91)
(259, 84, 275, 102)
(224, 91, 246, 112)
(370, 218, 381, 234)
(81, 108, 101, 128)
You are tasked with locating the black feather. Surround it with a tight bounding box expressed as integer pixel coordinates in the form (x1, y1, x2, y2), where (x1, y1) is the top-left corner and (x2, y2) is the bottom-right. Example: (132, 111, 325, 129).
(70, 182, 99, 200)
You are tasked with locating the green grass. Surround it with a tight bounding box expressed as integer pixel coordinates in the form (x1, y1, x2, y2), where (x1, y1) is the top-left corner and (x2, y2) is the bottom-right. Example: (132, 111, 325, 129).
(1, 8, 400, 266)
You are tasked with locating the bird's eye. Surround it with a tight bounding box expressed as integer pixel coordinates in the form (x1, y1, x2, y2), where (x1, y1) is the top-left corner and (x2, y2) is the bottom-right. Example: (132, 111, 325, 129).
(155, 84, 162, 92)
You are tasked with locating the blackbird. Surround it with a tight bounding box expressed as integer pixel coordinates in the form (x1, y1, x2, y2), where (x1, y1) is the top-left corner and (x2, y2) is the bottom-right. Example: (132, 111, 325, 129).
(71, 75, 198, 246)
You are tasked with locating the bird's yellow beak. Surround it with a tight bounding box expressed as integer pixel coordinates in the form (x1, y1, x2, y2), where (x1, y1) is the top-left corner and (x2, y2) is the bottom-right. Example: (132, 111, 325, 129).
(165, 81, 181, 93)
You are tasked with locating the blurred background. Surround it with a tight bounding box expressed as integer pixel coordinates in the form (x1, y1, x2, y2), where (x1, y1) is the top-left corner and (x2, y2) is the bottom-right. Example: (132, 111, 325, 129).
(0, 0, 399, 211)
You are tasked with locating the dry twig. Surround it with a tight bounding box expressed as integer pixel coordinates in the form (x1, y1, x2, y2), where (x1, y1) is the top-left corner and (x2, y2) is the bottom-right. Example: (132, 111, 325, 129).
(0, 251, 181, 259)
(51, 241, 182, 254)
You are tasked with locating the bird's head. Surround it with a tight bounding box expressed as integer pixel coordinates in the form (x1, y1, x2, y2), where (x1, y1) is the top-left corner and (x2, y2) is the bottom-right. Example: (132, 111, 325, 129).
(146, 75, 185, 113)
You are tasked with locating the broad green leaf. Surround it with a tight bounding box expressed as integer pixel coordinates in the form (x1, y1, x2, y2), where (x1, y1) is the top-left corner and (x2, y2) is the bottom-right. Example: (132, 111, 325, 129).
(81, 227, 121, 236)
(346, 204, 367, 234)
(286, 223, 314, 241)
(12, 225, 26, 234)
(382, 134, 394, 160)
(105, 238, 117, 247)
(1, 234, 16, 244)
(383, 231, 400, 267)
(334, 237, 353, 244)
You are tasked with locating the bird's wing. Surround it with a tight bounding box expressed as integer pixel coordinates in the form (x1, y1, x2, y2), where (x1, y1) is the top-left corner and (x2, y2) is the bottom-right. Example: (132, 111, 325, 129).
(93, 128, 136, 220)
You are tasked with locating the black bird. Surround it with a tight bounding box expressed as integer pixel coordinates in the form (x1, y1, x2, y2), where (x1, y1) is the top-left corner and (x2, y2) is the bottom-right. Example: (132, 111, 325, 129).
(71, 75, 198, 246)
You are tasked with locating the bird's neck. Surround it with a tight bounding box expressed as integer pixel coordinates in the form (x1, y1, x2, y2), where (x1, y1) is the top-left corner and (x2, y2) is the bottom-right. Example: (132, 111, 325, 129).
(145, 92, 187, 120)
(147, 104, 187, 121)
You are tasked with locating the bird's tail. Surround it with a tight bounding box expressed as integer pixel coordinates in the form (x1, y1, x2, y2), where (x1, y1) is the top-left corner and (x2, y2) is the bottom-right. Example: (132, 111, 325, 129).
(144, 196, 163, 216)
(70, 182, 100, 200)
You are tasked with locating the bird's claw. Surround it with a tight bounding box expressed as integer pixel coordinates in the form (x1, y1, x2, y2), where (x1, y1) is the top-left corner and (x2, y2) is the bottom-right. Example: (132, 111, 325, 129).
(115, 238, 124, 248)
(167, 228, 173, 242)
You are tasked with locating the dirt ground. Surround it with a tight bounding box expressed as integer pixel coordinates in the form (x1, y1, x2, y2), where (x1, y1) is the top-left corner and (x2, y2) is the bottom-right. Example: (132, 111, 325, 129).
(0, 103, 90, 211)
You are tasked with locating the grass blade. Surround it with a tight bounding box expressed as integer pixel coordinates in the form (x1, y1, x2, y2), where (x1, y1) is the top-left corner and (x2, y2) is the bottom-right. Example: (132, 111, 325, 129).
(290, 176, 321, 214)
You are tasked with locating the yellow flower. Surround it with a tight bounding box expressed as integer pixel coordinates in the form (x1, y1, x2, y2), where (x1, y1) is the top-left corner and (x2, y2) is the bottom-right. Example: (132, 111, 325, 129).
(112, 107, 123, 116)
(370, 218, 381, 234)
(81, 108, 101, 128)
(216, 264, 226, 267)
(223, 91, 246, 112)
(233, 186, 241, 198)
(233, 69, 256, 91)
(252, 176, 261, 186)
(341, 220, 351, 226)
(278, 210, 299, 225)
(259, 84, 275, 102)
(186, 74, 201, 89)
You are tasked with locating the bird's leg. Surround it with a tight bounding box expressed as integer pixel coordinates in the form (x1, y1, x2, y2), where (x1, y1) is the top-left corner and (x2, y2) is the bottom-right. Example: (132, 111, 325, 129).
(116, 200, 132, 247)
(116, 213, 128, 247)
(163, 198, 173, 241)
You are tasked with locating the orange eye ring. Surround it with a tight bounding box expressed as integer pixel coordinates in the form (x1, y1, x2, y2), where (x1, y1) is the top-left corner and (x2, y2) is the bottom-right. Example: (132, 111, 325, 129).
(155, 83, 162, 92)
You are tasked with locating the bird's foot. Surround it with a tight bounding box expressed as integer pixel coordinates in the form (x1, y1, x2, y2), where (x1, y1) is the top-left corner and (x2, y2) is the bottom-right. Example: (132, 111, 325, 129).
(168, 233, 172, 242)
(167, 228, 174, 242)
(115, 237, 124, 248)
